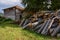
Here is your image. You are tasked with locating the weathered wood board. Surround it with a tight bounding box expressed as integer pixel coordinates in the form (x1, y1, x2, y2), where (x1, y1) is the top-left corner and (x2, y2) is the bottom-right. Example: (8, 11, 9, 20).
(51, 25, 60, 37)
(19, 19, 25, 26)
(41, 19, 51, 35)
(37, 20, 48, 33)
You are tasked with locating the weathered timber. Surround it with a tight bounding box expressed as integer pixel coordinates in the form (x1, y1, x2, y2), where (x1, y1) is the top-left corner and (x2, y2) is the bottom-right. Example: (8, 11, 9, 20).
(51, 25, 60, 37)
(22, 24, 29, 29)
(23, 19, 29, 26)
(57, 33, 60, 37)
(19, 19, 25, 26)
(41, 17, 59, 35)
(34, 24, 43, 31)
(47, 17, 60, 30)
(41, 19, 51, 35)
(49, 28, 54, 34)
(47, 18, 54, 30)
(37, 20, 48, 33)
(23, 21, 39, 29)
(42, 17, 55, 34)
(32, 20, 44, 29)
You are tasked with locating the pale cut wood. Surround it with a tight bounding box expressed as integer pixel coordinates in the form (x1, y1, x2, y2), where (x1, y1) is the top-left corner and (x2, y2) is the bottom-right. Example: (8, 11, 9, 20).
(22, 24, 29, 29)
(32, 20, 43, 29)
(19, 19, 25, 26)
(37, 20, 48, 33)
(41, 19, 51, 35)
(49, 28, 54, 34)
(34, 24, 43, 31)
(51, 25, 60, 37)
(23, 19, 29, 26)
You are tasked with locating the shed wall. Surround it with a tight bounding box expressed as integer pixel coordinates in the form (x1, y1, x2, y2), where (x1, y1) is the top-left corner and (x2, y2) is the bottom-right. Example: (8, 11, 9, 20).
(4, 8, 15, 20)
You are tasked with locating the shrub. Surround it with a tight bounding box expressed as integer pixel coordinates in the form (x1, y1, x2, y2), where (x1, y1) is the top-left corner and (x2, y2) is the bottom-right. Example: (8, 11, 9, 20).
(0, 17, 13, 24)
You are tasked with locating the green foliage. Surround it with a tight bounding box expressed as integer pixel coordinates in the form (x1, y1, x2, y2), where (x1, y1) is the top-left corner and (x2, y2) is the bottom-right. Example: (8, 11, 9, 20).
(0, 17, 13, 24)
(51, 0, 60, 10)
(0, 21, 60, 40)
(22, 0, 48, 12)
(0, 16, 60, 40)
(22, 0, 60, 11)
(0, 13, 3, 16)
(24, 14, 32, 19)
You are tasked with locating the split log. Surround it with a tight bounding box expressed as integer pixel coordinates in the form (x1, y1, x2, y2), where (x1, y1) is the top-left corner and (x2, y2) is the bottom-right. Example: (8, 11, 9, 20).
(41, 19, 51, 35)
(41, 17, 59, 35)
(23, 19, 29, 26)
(57, 33, 60, 37)
(32, 20, 44, 29)
(41, 18, 55, 34)
(37, 20, 48, 33)
(22, 24, 29, 29)
(47, 17, 60, 30)
(33, 24, 43, 31)
(22, 22, 39, 29)
(47, 18, 54, 30)
(31, 22, 39, 29)
(22, 23, 32, 29)
(19, 19, 25, 26)
(51, 25, 60, 37)
(49, 28, 54, 34)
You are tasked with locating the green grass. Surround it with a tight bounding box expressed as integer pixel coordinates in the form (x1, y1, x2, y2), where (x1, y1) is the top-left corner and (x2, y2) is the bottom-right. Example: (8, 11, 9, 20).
(0, 18, 60, 40)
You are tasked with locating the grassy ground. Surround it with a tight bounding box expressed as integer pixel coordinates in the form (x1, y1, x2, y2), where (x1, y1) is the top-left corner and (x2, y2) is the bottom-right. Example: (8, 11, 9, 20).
(0, 18, 60, 40)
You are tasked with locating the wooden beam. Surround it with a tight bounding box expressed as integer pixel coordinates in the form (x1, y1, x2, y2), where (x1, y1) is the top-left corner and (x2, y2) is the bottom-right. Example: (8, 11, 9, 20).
(19, 19, 25, 26)
(23, 19, 29, 26)
(37, 20, 48, 33)
(34, 24, 43, 31)
(51, 25, 60, 37)
(41, 19, 51, 35)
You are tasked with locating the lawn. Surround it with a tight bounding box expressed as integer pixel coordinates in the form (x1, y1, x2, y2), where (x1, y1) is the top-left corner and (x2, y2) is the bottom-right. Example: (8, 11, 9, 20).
(0, 18, 60, 40)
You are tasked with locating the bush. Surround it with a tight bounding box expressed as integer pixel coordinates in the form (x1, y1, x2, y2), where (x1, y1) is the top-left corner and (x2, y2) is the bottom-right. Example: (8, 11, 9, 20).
(0, 17, 5, 21)
(0, 17, 13, 24)
(4, 18, 12, 22)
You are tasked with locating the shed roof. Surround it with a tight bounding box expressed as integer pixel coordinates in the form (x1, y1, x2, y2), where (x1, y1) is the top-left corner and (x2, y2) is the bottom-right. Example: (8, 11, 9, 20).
(3, 5, 25, 11)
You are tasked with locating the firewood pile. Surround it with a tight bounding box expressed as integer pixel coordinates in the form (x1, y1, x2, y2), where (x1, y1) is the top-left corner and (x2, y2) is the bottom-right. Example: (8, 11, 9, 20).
(19, 10, 60, 37)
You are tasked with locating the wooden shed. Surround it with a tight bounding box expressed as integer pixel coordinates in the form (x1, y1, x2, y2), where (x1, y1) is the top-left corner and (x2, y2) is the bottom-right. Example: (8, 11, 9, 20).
(3, 5, 24, 21)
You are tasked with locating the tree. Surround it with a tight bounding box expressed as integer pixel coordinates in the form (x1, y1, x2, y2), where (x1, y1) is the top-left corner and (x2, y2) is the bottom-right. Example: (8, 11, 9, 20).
(51, 0, 60, 10)
(22, 0, 48, 12)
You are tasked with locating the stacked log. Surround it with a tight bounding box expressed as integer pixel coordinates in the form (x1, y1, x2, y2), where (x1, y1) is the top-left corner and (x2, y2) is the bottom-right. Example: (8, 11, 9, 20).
(19, 11, 60, 37)
(41, 19, 51, 35)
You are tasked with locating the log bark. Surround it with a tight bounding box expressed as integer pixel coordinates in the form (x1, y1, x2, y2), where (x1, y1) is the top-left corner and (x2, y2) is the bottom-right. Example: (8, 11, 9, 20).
(49, 28, 54, 34)
(23, 19, 29, 26)
(32, 20, 44, 29)
(22, 24, 29, 29)
(41, 19, 51, 35)
(34, 24, 43, 31)
(37, 20, 48, 33)
(19, 19, 25, 26)
(51, 25, 60, 37)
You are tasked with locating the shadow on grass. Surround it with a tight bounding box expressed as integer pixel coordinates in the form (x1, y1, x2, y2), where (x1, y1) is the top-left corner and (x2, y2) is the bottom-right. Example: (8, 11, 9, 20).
(0, 23, 19, 28)
(22, 29, 59, 39)
(0, 17, 59, 39)
(0, 17, 20, 28)
(0, 21, 59, 40)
